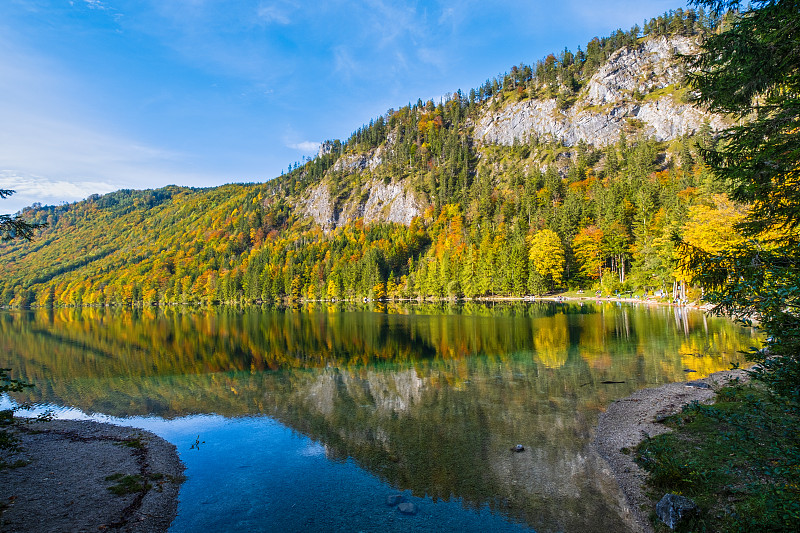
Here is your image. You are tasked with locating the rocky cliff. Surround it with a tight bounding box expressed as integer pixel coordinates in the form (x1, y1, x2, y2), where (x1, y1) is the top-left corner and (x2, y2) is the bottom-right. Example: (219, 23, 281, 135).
(299, 176, 423, 231)
(297, 35, 722, 230)
(475, 36, 725, 147)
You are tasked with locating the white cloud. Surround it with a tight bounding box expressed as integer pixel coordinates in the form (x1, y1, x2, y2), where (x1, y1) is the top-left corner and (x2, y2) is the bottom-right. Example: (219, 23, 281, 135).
(0, 36, 179, 212)
(0, 171, 118, 213)
(257, 3, 292, 25)
(333, 46, 359, 78)
(0, 107, 182, 178)
(362, 0, 419, 48)
(83, 0, 108, 9)
(287, 141, 319, 152)
(417, 47, 445, 69)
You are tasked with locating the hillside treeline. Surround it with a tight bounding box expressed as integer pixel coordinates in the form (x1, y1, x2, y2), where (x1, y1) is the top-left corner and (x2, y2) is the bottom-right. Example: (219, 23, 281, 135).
(0, 8, 740, 307)
(1, 128, 739, 307)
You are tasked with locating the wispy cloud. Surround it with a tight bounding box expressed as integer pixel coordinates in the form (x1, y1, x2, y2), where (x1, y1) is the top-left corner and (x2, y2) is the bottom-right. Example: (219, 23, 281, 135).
(82, 0, 108, 10)
(287, 141, 319, 152)
(362, 0, 420, 48)
(0, 33, 214, 212)
(333, 46, 359, 78)
(417, 47, 446, 69)
(0, 107, 182, 177)
(0, 171, 118, 213)
(257, 2, 293, 25)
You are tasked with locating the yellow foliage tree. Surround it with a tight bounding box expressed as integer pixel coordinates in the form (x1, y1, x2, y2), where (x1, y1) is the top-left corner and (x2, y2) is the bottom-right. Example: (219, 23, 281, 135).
(528, 229, 565, 289)
(677, 195, 746, 283)
(572, 226, 605, 280)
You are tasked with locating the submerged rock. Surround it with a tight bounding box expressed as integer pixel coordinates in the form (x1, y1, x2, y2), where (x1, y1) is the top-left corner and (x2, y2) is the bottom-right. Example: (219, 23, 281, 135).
(656, 493, 699, 529)
(397, 502, 418, 515)
(511, 444, 525, 452)
(385, 494, 404, 506)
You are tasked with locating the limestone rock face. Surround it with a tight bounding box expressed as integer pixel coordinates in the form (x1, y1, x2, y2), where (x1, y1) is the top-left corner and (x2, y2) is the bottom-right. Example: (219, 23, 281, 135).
(298, 177, 422, 230)
(332, 145, 385, 173)
(362, 179, 420, 226)
(585, 35, 696, 106)
(474, 36, 725, 148)
(300, 183, 336, 229)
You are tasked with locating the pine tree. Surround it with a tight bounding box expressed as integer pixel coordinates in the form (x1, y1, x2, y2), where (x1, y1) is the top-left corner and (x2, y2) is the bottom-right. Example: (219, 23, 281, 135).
(1, 189, 44, 241)
(685, 0, 800, 402)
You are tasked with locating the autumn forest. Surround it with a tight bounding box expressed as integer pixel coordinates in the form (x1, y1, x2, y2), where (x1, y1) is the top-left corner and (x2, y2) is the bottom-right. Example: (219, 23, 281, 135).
(0, 9, 752, 308)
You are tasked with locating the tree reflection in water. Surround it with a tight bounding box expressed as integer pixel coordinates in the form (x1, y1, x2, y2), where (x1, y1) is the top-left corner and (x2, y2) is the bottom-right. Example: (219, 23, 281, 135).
(1, 302, 757, 532)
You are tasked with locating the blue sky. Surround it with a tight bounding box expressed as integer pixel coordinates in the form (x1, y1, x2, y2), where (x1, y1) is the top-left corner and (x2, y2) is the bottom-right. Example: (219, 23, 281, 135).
(0, 0, 687, 213)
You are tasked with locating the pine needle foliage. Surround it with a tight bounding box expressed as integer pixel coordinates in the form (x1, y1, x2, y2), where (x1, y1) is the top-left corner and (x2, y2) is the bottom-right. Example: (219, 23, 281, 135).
(683, 0, 800, 404)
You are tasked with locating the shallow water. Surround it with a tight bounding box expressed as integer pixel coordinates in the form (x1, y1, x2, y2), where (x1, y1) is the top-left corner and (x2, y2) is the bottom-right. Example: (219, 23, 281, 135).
(1, 302, 759, 532)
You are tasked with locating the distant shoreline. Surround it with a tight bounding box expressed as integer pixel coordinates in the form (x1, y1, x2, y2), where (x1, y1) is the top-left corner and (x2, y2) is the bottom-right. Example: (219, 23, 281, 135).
(1, 294, 717, 311)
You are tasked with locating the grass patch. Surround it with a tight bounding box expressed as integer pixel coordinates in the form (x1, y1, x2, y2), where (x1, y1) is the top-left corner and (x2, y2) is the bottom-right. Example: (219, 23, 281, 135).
(635, 385, 800, 532)
(115, 437, 145, 449)
(104, 471, 178, 496)
(104, 473, 151, 496)
(642, 84, 692, 104)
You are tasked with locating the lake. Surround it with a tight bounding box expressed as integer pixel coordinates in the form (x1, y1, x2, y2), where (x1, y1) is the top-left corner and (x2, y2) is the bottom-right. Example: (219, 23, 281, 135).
(0, 302, 759, 532)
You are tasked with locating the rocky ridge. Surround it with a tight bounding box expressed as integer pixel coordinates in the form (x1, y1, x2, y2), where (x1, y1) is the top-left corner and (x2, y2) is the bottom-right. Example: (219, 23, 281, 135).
(475, 36, 726, 147)
(298, 35, 723, 230)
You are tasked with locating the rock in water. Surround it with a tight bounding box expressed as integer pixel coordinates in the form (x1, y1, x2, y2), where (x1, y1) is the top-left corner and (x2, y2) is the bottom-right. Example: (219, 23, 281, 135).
(511, 444, 525, 452)
(385, 494, 404, 506)
(656, 493, 699, 529)
(397, 502, 418, 515)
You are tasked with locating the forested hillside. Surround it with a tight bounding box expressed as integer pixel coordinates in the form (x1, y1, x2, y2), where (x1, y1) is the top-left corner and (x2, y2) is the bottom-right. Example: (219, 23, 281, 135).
(0, 8, 745, 307)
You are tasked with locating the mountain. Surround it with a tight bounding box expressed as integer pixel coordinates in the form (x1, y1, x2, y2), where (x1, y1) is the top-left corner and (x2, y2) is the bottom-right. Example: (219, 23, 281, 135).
(0, 8, 740, 307)
(475, 35, 724, 147)
(297, 31, 725, 231)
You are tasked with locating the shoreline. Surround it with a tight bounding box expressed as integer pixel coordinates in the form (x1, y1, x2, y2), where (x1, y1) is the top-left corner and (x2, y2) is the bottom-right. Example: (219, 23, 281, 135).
(0, 419, 184, 533)
(591, 368, 749, 533)
(1, 293, 713, 310)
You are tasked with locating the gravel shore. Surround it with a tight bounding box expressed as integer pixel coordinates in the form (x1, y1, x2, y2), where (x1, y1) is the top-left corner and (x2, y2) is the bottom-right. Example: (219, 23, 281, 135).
(591, 369, 748, 533)
(0, 419, 184, 533)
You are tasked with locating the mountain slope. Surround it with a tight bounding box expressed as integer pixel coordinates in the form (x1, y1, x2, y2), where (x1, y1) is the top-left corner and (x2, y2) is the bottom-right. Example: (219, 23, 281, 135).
(297, 31, 725, 231)
(0, 8, 738, 307)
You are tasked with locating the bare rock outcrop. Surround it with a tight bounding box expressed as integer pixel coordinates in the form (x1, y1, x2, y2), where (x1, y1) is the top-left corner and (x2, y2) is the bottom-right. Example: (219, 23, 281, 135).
(475, 36, 725, 148)
(301, 183, 337, 229)
(362, 178, 420, 226)
(332, 146, 385, 173)
(298, 177, 422, 230)
(585, 35, 696, 106)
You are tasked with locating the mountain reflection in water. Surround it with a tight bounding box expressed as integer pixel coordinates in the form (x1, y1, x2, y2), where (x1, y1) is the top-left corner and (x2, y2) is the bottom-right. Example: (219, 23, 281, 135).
(1, 302, 758, 532)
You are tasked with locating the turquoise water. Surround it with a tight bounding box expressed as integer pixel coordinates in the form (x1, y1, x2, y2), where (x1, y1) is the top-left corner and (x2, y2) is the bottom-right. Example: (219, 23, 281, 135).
(1, 302, 759, 532)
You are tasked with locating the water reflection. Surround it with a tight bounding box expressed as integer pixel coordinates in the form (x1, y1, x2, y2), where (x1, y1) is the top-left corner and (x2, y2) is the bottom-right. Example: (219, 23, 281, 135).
(1, 302, 758, 532)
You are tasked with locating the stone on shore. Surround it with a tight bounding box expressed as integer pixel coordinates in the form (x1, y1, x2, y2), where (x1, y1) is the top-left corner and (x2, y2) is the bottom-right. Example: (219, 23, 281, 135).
(656, 493, 699, 529)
